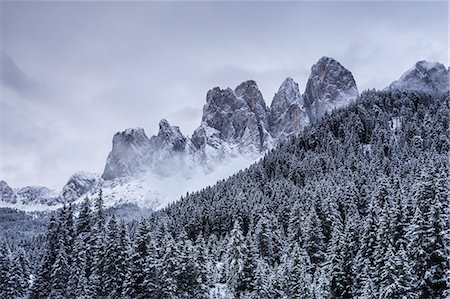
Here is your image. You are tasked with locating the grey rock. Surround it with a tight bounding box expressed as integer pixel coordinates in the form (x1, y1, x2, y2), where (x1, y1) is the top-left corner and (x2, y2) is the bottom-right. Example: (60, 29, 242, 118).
(102, 120, 197, 180)
(148, 119, 196, 176)
(388, 60, 449, 96)
(304, 56, 359, 122)
(269, 77, 309, 142)
(62, 172, 98, 203)
(16, 186, 60, 205)
(0, 180, 17, 204)
(192, 80, 271, 160)
(102, 128, 152, 180)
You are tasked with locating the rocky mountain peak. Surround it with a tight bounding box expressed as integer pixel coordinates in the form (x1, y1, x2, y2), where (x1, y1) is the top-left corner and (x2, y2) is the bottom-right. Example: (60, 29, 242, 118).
(157, 119, 183, 140)
(62, 172, 98, 203)
(388, 60, 449, 96)
(113, 127, 150, 147)
(152, 119, 188, 153)
(0, 180, 17, 204)
(304, 56, 359, 122)
(16, 186, 61, 206)
(269, 77, 309, 142)
(102, 128, 152, 180)
(271, 77, 303, 111)
(193, 80, 271, 157)
(234, 80, 268, 123)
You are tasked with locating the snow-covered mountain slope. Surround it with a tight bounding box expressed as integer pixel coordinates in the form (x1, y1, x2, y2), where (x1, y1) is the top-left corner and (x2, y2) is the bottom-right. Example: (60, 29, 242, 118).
(62, 172, 98, 203)
(4, 57, 446, 212)
(388, 60, 449, 96)
(0, 172, 99, 211)
(303, 56, 359, 122)
(0, 181, 17, 204)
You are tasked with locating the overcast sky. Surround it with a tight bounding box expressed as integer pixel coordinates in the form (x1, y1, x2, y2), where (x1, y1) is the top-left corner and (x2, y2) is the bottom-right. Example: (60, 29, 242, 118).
(1, 1, 448, 189)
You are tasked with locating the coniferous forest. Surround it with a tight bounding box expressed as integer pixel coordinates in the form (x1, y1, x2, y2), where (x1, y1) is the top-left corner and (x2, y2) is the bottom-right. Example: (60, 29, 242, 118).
(1, 90, 449, 298)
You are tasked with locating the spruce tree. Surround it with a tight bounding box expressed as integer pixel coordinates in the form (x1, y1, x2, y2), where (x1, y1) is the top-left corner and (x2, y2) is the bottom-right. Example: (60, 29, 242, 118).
(288, 244, 313, 298)
(227, 219, 246, 297)
(49, 238, 70, 298)
(103, 215, 121, 297)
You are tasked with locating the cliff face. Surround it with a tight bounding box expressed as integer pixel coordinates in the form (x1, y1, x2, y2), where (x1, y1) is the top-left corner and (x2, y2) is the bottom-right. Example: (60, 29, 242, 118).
(304, 56, 359, 122)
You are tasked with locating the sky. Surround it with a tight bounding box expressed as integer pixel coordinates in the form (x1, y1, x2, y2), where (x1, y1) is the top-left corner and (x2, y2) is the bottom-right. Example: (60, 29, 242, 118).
(1, 1, 448, 190)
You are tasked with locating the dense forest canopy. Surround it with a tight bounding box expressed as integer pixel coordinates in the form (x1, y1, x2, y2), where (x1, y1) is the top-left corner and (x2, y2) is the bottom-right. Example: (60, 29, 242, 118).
(1, 89, 449, 299)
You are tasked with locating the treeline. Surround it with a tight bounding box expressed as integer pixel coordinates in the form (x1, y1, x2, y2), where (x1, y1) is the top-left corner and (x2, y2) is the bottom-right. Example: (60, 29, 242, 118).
(2, 90, 449, 298)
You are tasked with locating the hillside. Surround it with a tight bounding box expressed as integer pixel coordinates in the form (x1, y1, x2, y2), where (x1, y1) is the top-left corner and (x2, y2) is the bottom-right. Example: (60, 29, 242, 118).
(6, 88, 448, 299)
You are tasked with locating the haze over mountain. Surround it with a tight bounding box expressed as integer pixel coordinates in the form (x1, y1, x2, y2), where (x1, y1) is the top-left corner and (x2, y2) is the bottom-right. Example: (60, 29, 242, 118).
(1, 58, 448, 211)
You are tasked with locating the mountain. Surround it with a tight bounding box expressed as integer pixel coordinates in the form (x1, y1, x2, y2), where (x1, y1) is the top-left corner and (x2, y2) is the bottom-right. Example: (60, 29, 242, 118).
(0, 173, 98, 211)
(61, 172, 98, 203)
(102, 59, 357, 185)
(102, 128, 153, 180)
(191, 80, 272, 171)
(23, 88, 449, 298)
(3, 57, 446, 211)
(102, 121, 196, 180)
(303, 56, 359, 122)
(269, 77, 309, 142)
(0, 181, 17, 204)
(388, 60, 449, 95)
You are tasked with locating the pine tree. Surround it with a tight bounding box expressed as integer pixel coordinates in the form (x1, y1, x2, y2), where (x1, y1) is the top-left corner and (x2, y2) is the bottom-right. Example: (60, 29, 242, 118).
(76, 197, 92, 236)
(353, 201, 378, 298)
(313, 265, 332, 299)
(67, 235, 89, 299)
(254, 213, 284, 266)
(8, 251, 29, 298)
(125, 220, 150, 298)
(160, 235, 180, 299)
(142, 235, 161, 298)
(227, 219, 246, 297)
(251, 259, 271, 298)
(192, 235, 210, 299)
(103, 215, 121, 297)
(407, 171, 448, 298)
(373, 180, 393, 295)
(303, 203, 326, 265)
(90, 191, 107, 297)
(29, 215, 59, 299)
(0, 244, 12, 299)
(288, 244, 313, 298)
(49, 238, 70, 298)
(238, 233, 258, 295)
(115, 221, 131, 297)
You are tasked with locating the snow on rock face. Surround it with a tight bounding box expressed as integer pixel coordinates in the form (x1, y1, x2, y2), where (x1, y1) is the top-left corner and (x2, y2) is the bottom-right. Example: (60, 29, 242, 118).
(388, 61, 449, 96)
(192, 81, 271, 167)
(102, 121, 197, 180)
(234, 80, 272, 150)
(304, 56, 359, 122)
(0, 181, 17, 204)
(153, 119, 188, 153)
(269, 77, 309, 142)
(16, 186, 61, 206)
(62, 172, 99, 203)
(147, 119, 197, 177)
(102, 128, 152, 180)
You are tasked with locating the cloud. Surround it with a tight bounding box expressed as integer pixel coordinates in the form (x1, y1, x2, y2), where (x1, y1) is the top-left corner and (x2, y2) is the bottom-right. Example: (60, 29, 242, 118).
(1, 52, 38, 98)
